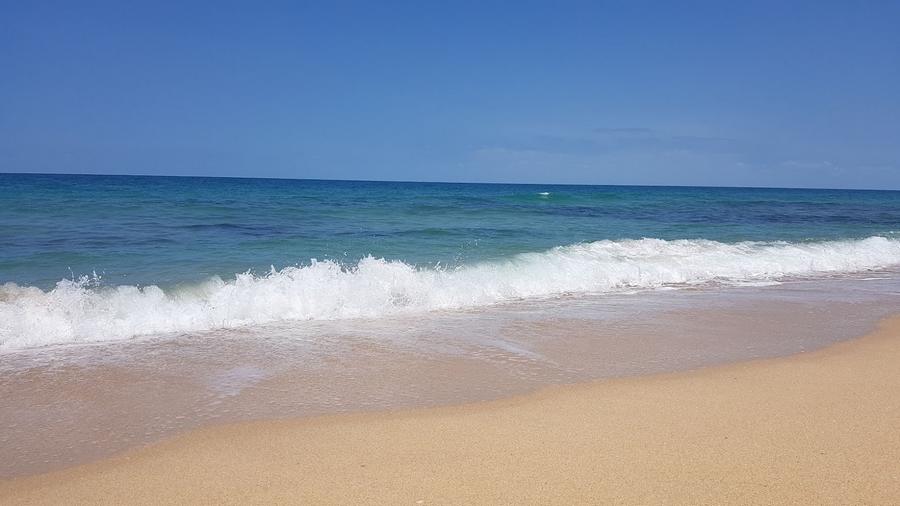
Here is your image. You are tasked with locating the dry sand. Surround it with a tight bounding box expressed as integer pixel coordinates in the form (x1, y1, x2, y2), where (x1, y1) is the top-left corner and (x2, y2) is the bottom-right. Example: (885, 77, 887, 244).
(3, 316, 900, 505)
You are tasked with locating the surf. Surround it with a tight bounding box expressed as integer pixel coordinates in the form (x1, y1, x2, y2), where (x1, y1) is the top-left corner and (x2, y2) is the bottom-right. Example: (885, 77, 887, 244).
(2, 236, 900, 350)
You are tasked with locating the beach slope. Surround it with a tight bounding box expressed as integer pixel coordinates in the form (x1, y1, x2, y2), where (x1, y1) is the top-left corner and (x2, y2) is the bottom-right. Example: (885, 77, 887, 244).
(3, 317, 900, 505)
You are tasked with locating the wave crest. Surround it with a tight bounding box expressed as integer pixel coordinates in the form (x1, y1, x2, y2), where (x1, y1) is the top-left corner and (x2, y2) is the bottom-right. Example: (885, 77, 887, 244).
(3, 236, 900, 350)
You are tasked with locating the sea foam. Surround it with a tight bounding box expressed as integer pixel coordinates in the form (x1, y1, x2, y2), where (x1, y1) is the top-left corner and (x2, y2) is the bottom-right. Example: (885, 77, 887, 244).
(2, 236, 900, 350)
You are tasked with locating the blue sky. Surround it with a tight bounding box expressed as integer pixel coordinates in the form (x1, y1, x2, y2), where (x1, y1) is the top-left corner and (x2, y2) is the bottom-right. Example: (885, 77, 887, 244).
(2, 2, 899, 188)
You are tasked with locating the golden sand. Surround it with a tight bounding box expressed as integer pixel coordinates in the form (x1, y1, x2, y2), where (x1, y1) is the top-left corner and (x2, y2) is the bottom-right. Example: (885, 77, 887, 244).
(3, 316, 900, 505)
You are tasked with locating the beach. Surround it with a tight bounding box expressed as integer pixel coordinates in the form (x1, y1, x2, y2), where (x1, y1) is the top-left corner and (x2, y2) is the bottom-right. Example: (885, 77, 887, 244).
(2, 176, 900, 503)
(3, 315, 899, 504)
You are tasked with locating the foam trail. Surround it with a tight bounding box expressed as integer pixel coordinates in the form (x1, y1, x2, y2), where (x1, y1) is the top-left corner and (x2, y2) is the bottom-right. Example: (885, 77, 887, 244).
(2, 236, 900, 350)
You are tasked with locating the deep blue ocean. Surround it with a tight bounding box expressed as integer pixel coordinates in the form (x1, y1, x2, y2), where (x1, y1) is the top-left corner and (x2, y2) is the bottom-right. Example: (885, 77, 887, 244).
(2, 173, 900, 349)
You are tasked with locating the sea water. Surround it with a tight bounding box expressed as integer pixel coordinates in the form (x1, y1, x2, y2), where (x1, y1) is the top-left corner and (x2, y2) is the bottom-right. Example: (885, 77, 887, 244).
(3, 173, 900, 476)
(2, 173, 900, 350)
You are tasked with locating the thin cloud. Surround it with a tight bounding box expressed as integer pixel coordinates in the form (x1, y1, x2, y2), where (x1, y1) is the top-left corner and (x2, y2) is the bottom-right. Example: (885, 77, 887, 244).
(591, 127, 655, 135)
(490, 127, 743, 158)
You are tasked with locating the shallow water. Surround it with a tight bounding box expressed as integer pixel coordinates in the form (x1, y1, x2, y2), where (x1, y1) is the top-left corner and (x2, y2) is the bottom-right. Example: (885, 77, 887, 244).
(2, 273, 898, 478)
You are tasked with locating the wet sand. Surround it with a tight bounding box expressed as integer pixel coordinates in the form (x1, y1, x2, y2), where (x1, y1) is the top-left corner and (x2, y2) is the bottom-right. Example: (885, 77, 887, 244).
(3, 315, 899, 504)
(3, 277, 898, 479)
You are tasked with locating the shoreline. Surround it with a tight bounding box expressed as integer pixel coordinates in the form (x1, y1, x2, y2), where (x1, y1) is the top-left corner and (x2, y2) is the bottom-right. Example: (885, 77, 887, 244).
(3, 280, 898, 479)
(3, 314, 899, 504)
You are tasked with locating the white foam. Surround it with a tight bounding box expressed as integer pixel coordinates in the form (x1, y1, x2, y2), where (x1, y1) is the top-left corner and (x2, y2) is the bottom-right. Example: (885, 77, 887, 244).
(2, 236, 900, 350)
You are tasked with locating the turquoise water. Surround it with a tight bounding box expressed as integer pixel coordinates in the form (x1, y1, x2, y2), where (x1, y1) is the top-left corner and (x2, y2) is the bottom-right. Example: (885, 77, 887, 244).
(3, 173, 899, 288)
(1, 173, 900, 349)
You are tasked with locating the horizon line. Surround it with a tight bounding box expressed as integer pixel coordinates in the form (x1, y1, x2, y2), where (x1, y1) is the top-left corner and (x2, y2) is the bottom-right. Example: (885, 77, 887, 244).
(1, 170, 898, 193)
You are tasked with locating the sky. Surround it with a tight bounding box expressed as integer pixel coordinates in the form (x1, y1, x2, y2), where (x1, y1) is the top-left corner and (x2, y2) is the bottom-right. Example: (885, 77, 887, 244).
(1, 1, 899, 189)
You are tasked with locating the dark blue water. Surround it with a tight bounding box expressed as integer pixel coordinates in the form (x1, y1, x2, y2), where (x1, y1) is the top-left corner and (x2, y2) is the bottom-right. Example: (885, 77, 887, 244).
(3, 173, 899, 289)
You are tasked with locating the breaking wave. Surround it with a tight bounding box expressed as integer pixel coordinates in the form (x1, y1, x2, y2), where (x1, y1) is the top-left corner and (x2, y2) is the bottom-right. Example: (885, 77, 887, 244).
(3, 236, 900, 350)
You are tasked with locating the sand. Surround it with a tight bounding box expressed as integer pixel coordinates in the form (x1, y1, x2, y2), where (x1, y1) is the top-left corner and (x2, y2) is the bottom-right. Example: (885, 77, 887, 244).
(3, 316, 900, 505)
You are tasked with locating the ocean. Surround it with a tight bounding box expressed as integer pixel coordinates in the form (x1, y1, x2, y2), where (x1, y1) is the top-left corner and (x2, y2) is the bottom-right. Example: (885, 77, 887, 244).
(4, 172, 900, 477)
(2, 172, 900, 350)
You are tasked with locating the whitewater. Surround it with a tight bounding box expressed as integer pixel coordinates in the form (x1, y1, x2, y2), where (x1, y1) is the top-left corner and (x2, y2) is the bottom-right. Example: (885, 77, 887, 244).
(3, 236, 900, 350)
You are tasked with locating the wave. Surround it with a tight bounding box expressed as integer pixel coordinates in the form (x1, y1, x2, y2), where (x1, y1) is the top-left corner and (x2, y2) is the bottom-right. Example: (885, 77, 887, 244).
(2, 236, 900, 350)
